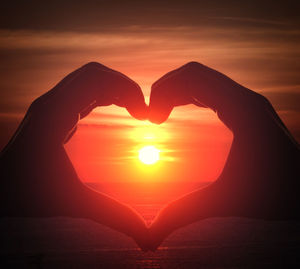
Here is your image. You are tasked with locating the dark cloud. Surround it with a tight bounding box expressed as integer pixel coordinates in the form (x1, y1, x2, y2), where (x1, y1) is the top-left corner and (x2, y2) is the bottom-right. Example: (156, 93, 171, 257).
(1, 0, 299, 32)
(0, 0, 299, 151)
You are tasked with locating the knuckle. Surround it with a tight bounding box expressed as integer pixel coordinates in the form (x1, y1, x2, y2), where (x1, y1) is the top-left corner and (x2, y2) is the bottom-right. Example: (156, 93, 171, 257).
(82, 62, 105, 72)
(151, 76, 169, 92)
(123, 76, 141, 91)
(81, 62, 105, 78)
(248, 92, 272, 110)
(150, 82, 162, 95)
(28, 96, 44, 113)
(257, 93, 272, 107)
(184, 61, 203, 69)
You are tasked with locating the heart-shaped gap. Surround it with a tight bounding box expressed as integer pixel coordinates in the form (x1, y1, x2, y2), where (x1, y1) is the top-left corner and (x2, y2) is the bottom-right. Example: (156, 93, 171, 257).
(65, 105, 232, 224)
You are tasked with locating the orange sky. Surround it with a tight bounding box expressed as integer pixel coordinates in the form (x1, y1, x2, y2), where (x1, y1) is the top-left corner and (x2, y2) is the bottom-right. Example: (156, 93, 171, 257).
(0, 2, 299, 194)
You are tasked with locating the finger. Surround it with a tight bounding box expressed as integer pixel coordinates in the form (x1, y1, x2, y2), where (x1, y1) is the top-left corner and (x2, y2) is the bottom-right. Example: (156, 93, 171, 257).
(29, 65, 85, 114)
(111, 77, 147, 120)
(151, 62, 199, 89)
(50, 62, 147, 120)
(51, 65, 86, 92)
(29, 62, 147, 145)
(149, 62, 229, 124)
(97, 65, 147, 119)
(149, 66, 193, 124)
(148, 82, 174, 124)
(51, 63, 112, 114)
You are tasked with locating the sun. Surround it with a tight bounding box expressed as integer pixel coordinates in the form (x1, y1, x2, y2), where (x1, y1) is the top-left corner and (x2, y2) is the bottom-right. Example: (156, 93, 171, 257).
(139, 145, 160, 165)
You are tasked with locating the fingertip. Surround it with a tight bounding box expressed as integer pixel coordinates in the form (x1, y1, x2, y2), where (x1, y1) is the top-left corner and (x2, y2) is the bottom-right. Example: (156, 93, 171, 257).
(126, 100, 148, 121)
(116, 79, 148, 121)
(148, 105, 173, 124)
(148, 116, 166, 125)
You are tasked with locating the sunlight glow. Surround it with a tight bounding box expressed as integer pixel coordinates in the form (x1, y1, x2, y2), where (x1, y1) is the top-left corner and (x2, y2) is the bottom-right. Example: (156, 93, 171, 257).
(139, 145, 160, 165)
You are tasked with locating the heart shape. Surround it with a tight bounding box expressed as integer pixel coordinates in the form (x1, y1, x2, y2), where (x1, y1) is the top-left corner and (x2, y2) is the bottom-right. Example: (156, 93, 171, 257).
(1, 61, 298, 252)
(61, 61, 299, 250)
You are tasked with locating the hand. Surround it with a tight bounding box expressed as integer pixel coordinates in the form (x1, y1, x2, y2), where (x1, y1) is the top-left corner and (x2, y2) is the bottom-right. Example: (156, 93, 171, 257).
(148, 62, 300, 250)
(0, 62, 149, 250)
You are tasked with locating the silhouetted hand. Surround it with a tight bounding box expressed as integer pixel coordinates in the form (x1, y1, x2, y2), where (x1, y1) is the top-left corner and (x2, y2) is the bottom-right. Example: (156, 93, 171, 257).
(148, 62, 300, 250)
(0, 62, 149, 250)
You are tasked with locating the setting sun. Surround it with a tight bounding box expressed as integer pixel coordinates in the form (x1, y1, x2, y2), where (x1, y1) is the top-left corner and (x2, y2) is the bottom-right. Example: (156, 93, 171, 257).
(139, 145, 160, 165)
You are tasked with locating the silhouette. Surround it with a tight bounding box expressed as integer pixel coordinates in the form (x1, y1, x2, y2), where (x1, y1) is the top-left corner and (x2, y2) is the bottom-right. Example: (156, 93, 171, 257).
(148, 62, 300, 250)
(0, 62, 149, 250)
(1, 61, 299, 252)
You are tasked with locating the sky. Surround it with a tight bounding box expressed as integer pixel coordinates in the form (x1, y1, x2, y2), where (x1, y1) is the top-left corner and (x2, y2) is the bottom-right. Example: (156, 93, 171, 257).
(0, 1, 299, 199)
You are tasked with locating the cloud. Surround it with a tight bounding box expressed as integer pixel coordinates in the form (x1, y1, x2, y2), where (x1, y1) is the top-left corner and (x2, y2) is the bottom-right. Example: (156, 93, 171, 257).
(1, 1, 299, 32)
(0, 20, 299, 147)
